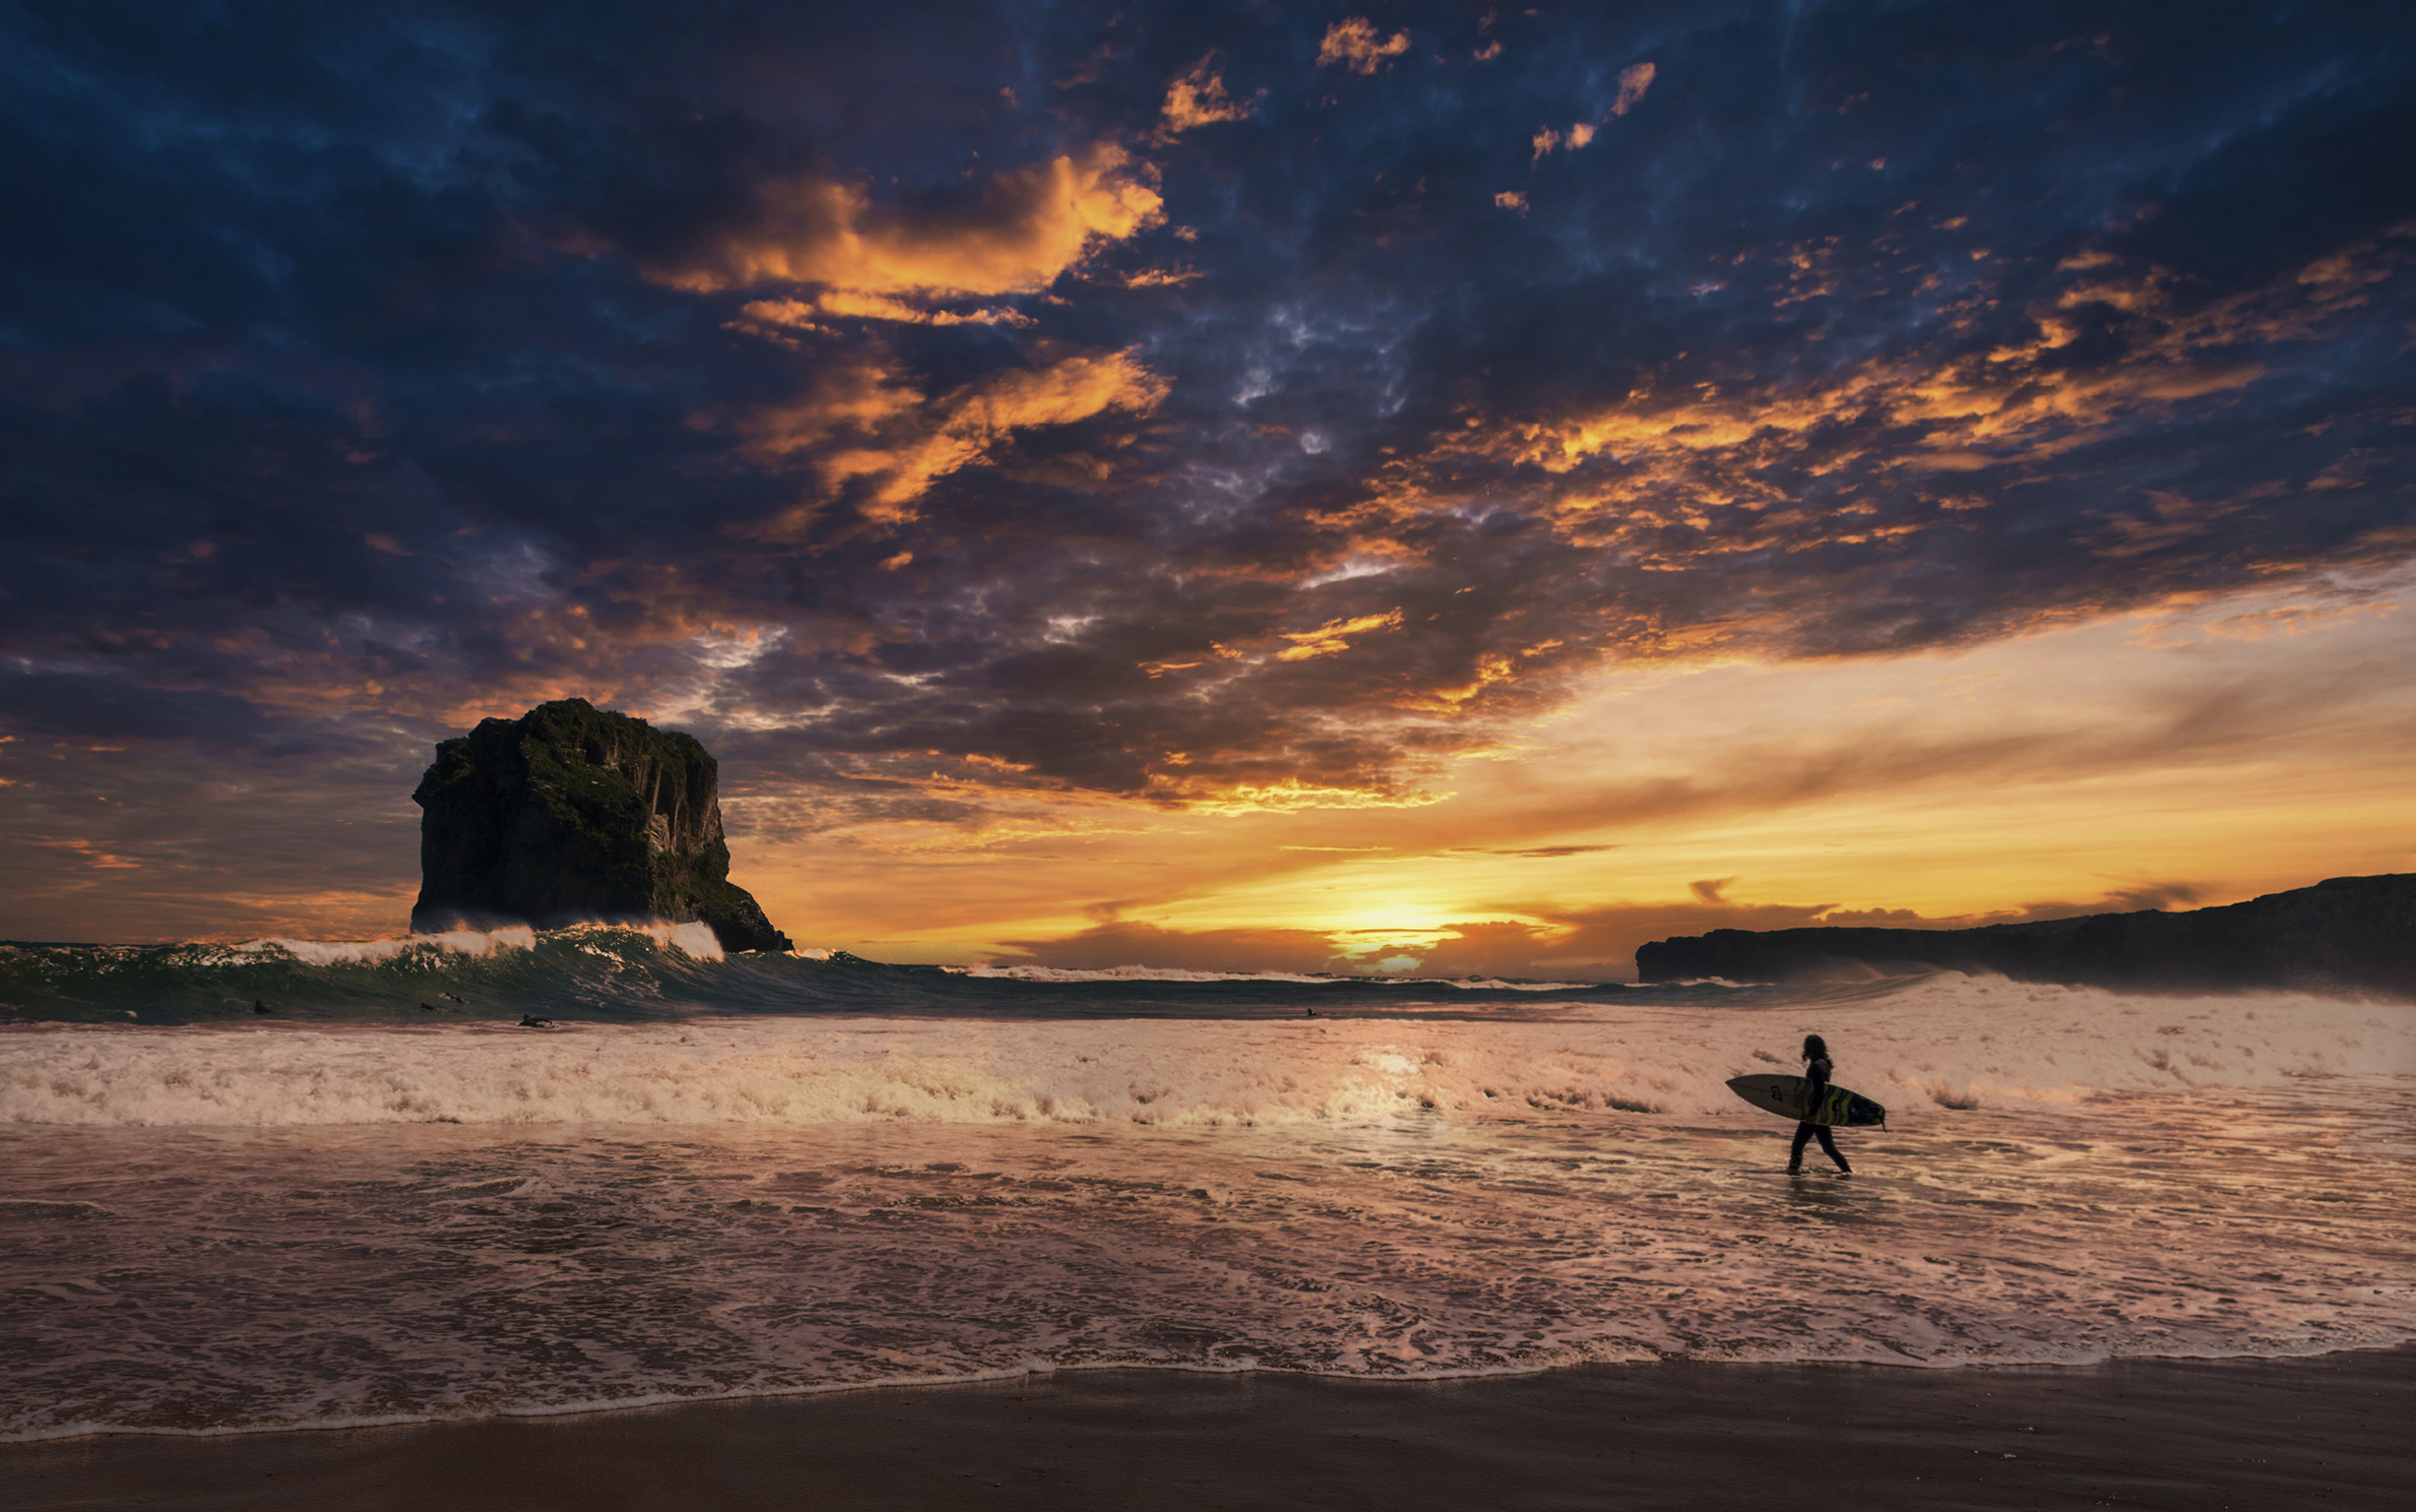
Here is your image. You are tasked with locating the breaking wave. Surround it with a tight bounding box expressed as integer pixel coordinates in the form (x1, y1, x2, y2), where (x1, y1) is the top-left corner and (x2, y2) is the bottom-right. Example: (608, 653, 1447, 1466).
(0, 924, 1647, 1027)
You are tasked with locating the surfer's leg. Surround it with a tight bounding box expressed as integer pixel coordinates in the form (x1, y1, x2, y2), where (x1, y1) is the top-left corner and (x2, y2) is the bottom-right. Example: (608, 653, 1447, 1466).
(1788, 1122, 1814, 1172)
(1814, 1125, 1851, 1173)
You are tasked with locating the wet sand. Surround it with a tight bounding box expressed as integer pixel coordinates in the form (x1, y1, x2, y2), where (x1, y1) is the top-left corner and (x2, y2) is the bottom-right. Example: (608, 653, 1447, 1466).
(10, 1347, 2408, 1510)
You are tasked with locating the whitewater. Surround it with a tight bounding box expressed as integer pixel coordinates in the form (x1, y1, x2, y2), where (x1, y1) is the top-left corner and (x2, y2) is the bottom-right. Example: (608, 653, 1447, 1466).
(2, 927, 2409, 1442)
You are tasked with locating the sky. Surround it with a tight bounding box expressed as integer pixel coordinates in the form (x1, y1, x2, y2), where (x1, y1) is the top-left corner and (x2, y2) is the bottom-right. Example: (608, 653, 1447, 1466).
(3, 1, 2412, 974)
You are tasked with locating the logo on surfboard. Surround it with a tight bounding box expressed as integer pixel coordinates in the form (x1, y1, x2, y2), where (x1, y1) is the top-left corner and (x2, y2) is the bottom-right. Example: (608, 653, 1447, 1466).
(1724, 1073, 1886, 1127)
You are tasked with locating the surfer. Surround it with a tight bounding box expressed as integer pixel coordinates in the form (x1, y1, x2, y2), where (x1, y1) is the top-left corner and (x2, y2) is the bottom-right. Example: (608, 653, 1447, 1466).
(1788, 1034, 1853, 1176)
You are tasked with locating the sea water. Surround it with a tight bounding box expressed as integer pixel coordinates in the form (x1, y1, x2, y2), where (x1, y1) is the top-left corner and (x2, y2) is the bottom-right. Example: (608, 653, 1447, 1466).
(2, 927, 2409, 1440)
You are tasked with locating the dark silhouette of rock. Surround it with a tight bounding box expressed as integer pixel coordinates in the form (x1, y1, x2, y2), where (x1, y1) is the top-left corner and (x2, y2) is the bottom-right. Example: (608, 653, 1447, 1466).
(410, 698, 794, 953)
(1635, 874, 2415, 997)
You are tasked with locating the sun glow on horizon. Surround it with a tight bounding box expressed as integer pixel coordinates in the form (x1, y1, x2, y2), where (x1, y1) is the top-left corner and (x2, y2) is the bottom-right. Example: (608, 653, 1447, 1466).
(729, 570, 2416, 975)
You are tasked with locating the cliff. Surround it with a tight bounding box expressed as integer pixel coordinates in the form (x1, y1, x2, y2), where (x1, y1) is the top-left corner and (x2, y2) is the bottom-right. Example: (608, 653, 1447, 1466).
(1633, 873, 2415, 997)
(410, 698, 793, 953)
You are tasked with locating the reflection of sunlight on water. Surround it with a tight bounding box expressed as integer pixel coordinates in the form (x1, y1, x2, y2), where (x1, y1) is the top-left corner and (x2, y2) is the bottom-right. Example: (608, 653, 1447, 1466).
(19, 973, 2363, 1131)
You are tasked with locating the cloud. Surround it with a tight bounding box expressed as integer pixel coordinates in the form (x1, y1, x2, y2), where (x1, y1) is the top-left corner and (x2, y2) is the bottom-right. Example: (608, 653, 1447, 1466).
(1609, 61, 1654, 116)
(4, 1, 2413, 947)
(639, 143, 1163, 300)
(736, 293, 1034, 330)
(745, 347, 1171, 527)
(1457, 844, 1619, 859)
(1318, 19, 1411, 75)
(985, 894, 1988, 981)
(989, 920, 1347, 974)
(1160, 57, 1251, 134)
(1274, 609, 1403, 662)
(0, 674, 268, 746)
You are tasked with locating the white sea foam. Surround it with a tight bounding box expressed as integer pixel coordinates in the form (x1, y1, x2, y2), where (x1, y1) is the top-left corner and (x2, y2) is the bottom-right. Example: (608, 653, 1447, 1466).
(230, 919, 728, 967)
(606, 920, 723, 961)
(1412, 976, 1598, 991)
(4, 1039, 2408, 1440)
(2, 976, 2402, 1129)
(3, 976, 2409, 1444)
(234, 927, 538, 966)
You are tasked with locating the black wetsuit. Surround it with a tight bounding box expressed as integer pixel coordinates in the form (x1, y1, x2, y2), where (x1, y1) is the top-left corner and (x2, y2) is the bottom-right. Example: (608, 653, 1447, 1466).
(1789, 1055, 1852, 1172)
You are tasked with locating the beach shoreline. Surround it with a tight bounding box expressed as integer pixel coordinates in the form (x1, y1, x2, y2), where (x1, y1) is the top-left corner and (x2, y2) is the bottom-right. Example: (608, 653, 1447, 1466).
(10, 1345, 2408, 1510)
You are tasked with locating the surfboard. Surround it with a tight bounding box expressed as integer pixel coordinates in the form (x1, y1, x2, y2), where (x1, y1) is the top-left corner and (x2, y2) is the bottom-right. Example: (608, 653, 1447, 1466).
(1726, 1073, 1886, 1127)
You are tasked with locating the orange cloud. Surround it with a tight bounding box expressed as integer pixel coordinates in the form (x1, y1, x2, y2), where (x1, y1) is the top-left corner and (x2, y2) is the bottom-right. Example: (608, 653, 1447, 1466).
(1179, 778, 1450, 815)
(27, 836, 141, 869)
(1319, 19, 1411, 75)
(736, 293, 1034, 330)
(742, 357, 925, 461)
(1534, 123, 1599, 161)
(749, 347, 1171, 530)
(1459, 240, 2332, 495)
(1275, 608, 1405, 662)
(651, 143, 1162, 300)
(1161, 57, 1251, 133)
(1610, 61, 1655, 116)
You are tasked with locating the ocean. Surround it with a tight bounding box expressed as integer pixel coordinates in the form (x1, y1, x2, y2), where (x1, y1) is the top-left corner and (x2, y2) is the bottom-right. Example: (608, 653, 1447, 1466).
(3, 924, 2409, 1443)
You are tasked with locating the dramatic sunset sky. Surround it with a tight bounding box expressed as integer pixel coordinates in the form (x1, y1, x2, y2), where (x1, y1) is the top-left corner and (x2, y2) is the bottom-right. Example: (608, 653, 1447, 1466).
(3, 3, 2411, 974)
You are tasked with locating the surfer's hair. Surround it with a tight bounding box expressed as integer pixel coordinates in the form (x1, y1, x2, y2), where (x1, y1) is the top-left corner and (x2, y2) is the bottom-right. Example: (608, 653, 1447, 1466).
(1802, 1034, 1828, 1060)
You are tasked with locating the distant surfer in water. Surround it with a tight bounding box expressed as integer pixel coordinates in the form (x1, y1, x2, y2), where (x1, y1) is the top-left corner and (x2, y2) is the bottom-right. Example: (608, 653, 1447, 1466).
(1789, 1034, 1853, 1175)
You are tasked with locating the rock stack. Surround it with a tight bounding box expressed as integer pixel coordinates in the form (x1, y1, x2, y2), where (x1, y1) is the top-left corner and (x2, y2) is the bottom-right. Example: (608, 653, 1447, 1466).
(410, 698, 793, 952)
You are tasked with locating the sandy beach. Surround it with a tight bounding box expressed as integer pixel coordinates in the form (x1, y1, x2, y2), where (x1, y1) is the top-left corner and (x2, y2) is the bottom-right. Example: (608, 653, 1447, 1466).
(10, 1347, 2407, 1511)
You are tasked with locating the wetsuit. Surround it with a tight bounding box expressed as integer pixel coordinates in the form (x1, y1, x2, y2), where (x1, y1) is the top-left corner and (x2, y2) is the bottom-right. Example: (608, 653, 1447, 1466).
(1788, 1055, 1852, 1172)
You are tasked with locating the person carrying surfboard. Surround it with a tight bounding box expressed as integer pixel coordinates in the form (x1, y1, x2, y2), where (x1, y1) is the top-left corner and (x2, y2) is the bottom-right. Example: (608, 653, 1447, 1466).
(1789, 1034, 1853, 1175)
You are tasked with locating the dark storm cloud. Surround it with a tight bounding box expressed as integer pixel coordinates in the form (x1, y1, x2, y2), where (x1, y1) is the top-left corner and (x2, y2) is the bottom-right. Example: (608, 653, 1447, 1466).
(0, 674, 267, 746)
(2, 0, 2411, 869)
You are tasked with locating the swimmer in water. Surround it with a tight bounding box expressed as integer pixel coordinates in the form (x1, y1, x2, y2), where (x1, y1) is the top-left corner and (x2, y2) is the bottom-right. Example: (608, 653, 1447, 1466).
(1788, 1033, 1853, 1176)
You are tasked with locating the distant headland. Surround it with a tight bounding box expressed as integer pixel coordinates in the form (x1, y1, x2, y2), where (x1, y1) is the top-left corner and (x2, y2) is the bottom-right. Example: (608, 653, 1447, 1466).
(410, 698, 793, 953)
(1635, 873, 2413, 997)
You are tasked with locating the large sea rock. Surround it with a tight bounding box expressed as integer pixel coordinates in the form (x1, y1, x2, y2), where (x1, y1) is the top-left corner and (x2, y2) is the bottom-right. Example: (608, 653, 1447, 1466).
(410, 699, 793, 953)
(1633, 873, 2414, 997)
